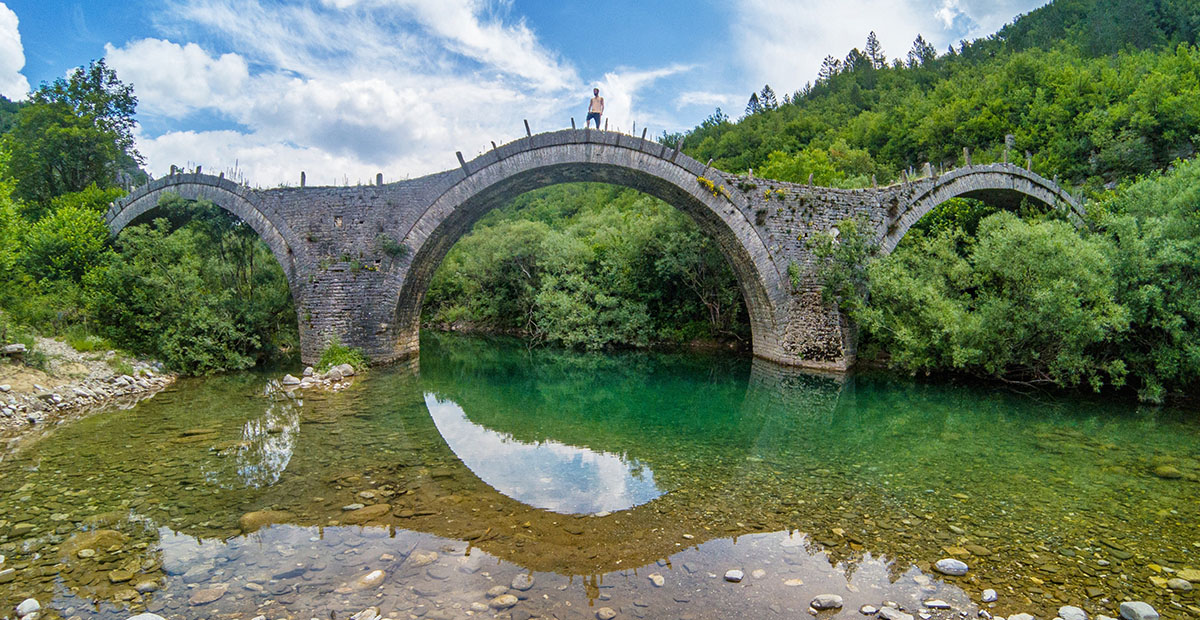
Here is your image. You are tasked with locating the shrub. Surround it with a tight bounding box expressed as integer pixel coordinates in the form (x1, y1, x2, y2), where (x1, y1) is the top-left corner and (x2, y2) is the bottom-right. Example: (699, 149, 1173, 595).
(316, 336, 367, 372)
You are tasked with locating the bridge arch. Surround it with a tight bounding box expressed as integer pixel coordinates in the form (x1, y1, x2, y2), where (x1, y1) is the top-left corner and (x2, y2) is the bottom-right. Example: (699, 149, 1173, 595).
(105, 173, 300, 283)
(881, 164, 1085, 254)
(391, 130, 792, 364)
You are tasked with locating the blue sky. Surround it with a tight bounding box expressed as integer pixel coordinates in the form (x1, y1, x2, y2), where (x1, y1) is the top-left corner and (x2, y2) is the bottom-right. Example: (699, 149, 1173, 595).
(0, 0, 1049, 185)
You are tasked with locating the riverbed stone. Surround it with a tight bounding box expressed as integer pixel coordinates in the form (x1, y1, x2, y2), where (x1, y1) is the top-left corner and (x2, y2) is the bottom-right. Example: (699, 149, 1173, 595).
(860, 604, 879, 615)
(126, 614, 167, 620)
(878, 609, 913, 620)
(1152, 465, 1182, 479)
(188, 583, 228, 605)
(490, 594, 519, 609)
(982, 589, 998, 602)
(596, 607, 617, 620)
(238, 510, 294, 533)
(0, 568, 14, 583)
(62, 529, 127, 557)
(724, 569, 744, 582)
(15, 599, 39, 618)
(924, 600, 950, 610)
(1166, 577, 1192, 591)
(1177, 568, 1200, 582)
(353, 569, 386, 590)
(1118, 601, 1159, 620)
(1058, 605, 1087, 620)
(649, 573, 665, 586)
(811, 594, 844, 610)
(512, 573, 534, 590)
(934, 558, 969, 576)
(1010, 614, 1036, 620)
(341, 503, 390, 524)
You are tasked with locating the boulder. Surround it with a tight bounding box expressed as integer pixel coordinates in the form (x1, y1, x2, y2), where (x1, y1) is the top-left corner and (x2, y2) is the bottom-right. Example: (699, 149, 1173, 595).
(341, 504, 391, 525)
(3, 343, 27, 356)
(238, 510, 294, 533)
(1119, 601, 1159, 620)
(15, 599, 39, 618)
(281, 374, 301, 385)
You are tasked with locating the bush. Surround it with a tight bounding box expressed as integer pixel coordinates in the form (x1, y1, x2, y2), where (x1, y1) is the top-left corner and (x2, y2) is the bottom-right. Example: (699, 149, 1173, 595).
(316, 337, 367, 372)
(19, 204, 110, 282)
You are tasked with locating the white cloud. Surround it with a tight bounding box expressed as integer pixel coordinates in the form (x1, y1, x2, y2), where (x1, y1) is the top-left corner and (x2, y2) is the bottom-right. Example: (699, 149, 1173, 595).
(105, 39, 249, 117)
(594, 64, 692, 133)
(729, 0, 1049, 95)
(0, 3, 29, 100)
(675, 90, 740, 111)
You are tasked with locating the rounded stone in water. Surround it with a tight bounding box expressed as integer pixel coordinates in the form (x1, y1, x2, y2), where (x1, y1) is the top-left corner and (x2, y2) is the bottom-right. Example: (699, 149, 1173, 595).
(810, 594, 843, 610)
(934, 558, 969, 576)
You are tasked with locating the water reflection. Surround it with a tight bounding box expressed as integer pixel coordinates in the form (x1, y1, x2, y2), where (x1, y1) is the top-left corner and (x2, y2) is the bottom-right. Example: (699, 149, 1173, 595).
(424, 392, 662, 513)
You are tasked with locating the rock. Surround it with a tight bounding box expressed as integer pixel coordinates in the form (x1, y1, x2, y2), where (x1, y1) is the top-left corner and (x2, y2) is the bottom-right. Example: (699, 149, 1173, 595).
(784, 578, 804, 586)
(860, 605, 879, 615)
(350, 607, 380, 620)
(596, 607, 617, 620)
(61, 529, 127, 557)
(924, 600, 950, 610)
(649, 573, 665, 587)
(878, 609, 914, 620)
(1058, 606, 1087, 620)
(0, 568, 14, 583)
(282, 374, 301, 385)
(341, 503, 365, 511)
(181, 564, 213, 583)
(1010, 615, 1036, 620)
(490, 594, 519, 610)
(408, 551, 438, 567)
(1118, 601, 1159, 620)
(982, 589, 998, 602)
(15, 599, 39, 618)
(341, 503, 391, 524)
(470, 602, 489, 612)
(134, 580, 159, 593)
(327, 368, 344, 381)
(303, 366, 314, 377)
(724, 569, 744, 582)
(934, 558, 969, 576)
(1166, 577, 1192, 591)
(238, 510, 294, 533)
(512, 573, 534, 591)
(126, 615, 167, 620)
(0, 384, 10, 392)
(338, 363, 356, 376)
(188, 584, 228, 605)
(108, 569, 134, 583)
(1176, 568, 1200, 582)
(1152, 465, 1182, 479)
(3, 343, 28, 355)
(487, 585, 509, 597)
(751, 568, 766, 579)
(811, 594, 844, 610)
(353, 569, 386, 590)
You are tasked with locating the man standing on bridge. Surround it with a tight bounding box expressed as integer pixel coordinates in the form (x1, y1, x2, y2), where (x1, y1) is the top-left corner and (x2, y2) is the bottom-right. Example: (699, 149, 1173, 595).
(586, 88, 605, 129)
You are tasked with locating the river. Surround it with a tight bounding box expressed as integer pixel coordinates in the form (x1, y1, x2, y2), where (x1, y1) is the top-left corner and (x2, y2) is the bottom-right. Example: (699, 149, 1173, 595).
(0, 332, 1196, 619)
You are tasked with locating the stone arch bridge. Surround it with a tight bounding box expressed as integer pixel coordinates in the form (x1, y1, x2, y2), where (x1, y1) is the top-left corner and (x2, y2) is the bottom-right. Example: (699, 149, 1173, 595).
(106, 130, 1084, 370)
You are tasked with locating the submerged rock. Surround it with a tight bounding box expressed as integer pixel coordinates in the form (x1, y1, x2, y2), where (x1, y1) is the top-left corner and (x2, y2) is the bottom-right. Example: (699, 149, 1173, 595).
(1166, 577, 1192, 591)
(981, 589, 998, 602)
(353, 569, 386, 590)
(188, 583, 228, 605)
(238, 510, 294, 533)
(61, 529, 127, 557)
(1119, 601, 1159, 620)
(596, 607, 617, 620)
(341, 503, 390, 524)
(1153, 465, 1182, 479)
(490, 594, 519, 609)
(878, 608, 913, 620)
(934, 558, 969, 576)
(724, 569, 744, 582)
(511, 573, 534, 591)
(811, 594, 844, 610)
(15, 599, 39, 618)
(1058, 605, 1088, 620)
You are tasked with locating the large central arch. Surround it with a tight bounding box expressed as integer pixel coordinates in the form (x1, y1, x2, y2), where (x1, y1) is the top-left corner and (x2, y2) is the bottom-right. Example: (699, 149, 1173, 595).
(390, 132, 792, 364)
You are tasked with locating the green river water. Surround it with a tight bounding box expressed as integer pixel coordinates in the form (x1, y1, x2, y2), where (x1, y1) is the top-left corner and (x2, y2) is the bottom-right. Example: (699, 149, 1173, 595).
(0, 333, 1197, 620)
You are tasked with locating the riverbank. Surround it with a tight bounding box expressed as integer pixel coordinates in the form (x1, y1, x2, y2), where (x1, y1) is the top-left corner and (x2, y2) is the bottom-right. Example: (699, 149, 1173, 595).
(0, 336, 174, 447)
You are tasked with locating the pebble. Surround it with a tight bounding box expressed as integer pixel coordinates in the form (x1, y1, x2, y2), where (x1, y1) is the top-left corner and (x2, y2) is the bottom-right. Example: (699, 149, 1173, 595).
(134, 580, 159, 593)
(350, 607, 380, 620)
(15, 599, 40, 618)
(0, 568, 15, 583)
(512, 573, 534, 590)
(596, 607, 617, 620)
(490, 594, 519, 609)
(924, 600, 950, 610)
(1152, 465, 1182, 479)
(125, 615, 167, 620)
(811, 594, 844, 610)
(1118, 602, 1159, 620)
(784, 578, 804, 586)
(281, 374, 301, 385)
(860, 605, 879, 615)
(751, 568, 766, 579)
(470, 603, 489, 612)
(487, 585, 509, 597)
(1009, 614, 1036, 620)
(188, 584, 228, 605)
(1166, 577, 1192, 591)
(934, 558, 969, 576)
(981, 589, 997, 602)
(1058, 606, 1087, 620)
(342, 503, 365, 511)
(878, 609, 914, 620)
(724, 569, 744, 582)
(353, 569, 386, 590)
(649, 573, 665, 587)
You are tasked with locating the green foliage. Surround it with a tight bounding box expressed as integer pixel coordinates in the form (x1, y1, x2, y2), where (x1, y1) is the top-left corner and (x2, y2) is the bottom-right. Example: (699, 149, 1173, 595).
(84, 196, 297, 374)
(1095, 159, 1200, 401)
(19, 203, 110, 282)
(375, 233, 407, 258)
(425, 184, 748, 349)
(811, 217, 878, 312)
(858, 212, 1127, 390)
(316, 337, 367, 372)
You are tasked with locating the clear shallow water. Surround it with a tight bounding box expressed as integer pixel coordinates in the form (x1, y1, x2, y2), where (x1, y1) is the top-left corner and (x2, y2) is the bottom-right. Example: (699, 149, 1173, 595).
(0, 332, 1197, 620)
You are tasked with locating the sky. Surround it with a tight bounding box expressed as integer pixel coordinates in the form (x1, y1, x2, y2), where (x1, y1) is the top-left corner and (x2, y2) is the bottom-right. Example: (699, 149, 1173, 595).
(0, 0, 1049, 187)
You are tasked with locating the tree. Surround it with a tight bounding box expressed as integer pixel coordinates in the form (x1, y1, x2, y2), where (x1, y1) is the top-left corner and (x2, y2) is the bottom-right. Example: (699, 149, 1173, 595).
(865, 31, 886, 69)
(3, 102, 122, 207)
(758, 85, 778, 111)
(744, 92, 762, 117)
(907, 34, 937, 67)
(818, 55, 842, 82)
(844, 48, 871, 72)
(32, 59, 140, 165)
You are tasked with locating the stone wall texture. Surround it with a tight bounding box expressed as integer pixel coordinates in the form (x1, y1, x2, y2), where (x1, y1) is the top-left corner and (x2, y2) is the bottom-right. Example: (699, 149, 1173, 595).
(107, 130, 1084, 370)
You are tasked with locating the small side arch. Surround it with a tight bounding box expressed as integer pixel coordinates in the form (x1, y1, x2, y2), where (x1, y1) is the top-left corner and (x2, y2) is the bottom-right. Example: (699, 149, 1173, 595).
(106, 173, 299, 282)
(881, 164, 1086, 254)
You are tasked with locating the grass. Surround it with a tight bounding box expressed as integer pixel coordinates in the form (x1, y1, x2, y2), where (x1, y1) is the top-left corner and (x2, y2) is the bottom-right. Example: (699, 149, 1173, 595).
(316, 336, 368, 372)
